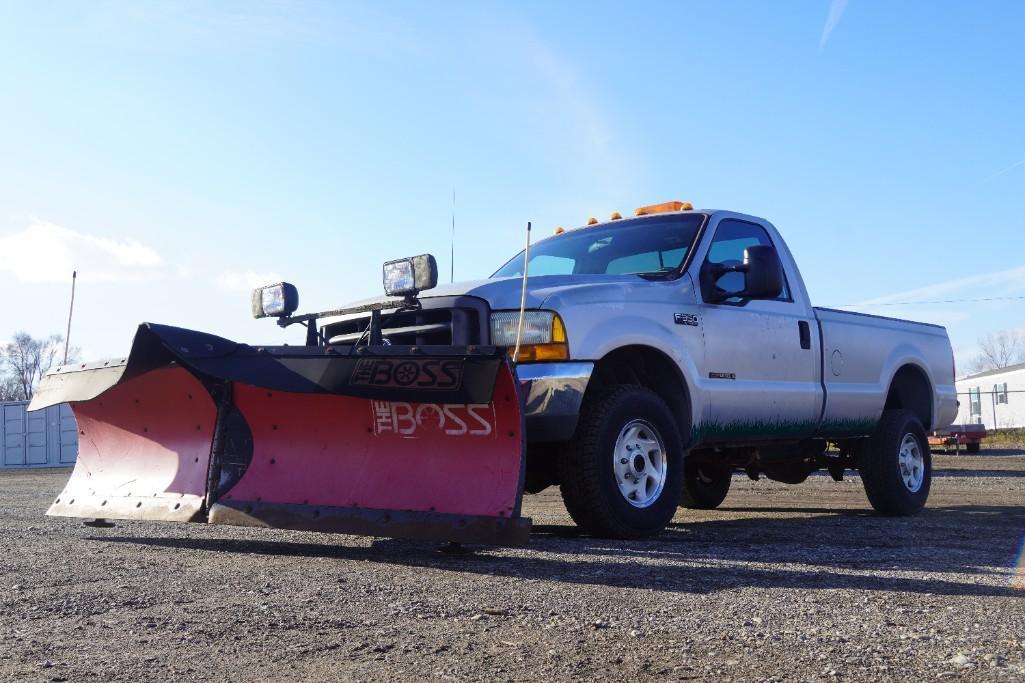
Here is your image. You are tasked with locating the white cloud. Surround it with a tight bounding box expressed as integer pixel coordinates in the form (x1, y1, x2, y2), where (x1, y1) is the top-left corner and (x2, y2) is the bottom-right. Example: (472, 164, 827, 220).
(853, 265, 1025, 306)
(216, 270, 282, 292)
(520, 36, 621, 192)
(0, 218, 163, 283)
(469, 17, 636, 199)
(820, 0, 849, 49)
(839, 265, 1025, 373)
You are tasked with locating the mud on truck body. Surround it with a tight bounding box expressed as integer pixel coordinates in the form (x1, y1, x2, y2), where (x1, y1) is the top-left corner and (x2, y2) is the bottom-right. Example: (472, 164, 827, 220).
(31, 201, 958, 545)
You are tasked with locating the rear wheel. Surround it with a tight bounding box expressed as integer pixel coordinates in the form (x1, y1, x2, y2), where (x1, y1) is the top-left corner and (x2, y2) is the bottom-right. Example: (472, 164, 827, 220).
(679, 460, 732, 509)
(558, 386, 683, 538)
(859, 409, 931, 516)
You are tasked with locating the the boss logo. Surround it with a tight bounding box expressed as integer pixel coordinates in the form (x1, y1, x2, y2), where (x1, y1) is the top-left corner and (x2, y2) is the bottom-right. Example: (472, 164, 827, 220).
(371, 401, 494, 437)
(350, 358, 463, 390)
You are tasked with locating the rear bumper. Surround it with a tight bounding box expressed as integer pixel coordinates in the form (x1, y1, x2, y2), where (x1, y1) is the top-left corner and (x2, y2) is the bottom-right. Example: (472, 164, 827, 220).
(516, 362, 593, 442)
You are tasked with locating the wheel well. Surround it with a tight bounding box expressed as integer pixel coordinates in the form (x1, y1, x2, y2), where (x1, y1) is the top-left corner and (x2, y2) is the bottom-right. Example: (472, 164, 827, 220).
(589, 345, 691, 436)
(884, 364, 933, 430)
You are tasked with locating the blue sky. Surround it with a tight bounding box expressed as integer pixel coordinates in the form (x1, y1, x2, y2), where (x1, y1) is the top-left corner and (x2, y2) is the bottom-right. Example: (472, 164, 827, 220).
(1, 1, 1023, 373)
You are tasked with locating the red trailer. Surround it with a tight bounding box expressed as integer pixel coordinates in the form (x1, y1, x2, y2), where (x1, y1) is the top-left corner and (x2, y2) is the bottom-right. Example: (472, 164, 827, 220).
(929, 424, 987, 454)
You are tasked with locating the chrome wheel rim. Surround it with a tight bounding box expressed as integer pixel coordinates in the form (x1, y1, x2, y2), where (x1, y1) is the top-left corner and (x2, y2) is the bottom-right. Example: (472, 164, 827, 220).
(613, 420, 667, 508)
(898, 433, 925, 493)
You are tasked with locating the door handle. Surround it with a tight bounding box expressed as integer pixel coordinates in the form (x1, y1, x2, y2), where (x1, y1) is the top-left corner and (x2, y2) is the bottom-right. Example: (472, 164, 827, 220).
(798, 321, 811, 350)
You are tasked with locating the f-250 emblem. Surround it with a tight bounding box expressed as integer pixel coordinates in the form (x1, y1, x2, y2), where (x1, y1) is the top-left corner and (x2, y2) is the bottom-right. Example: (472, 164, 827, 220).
(351, 358, 463, 390)
(674, 313, 699, 326)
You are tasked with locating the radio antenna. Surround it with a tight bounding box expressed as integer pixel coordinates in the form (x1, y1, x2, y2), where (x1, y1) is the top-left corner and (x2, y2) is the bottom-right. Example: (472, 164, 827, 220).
(450, 188, 455, 283)
(512, 222, 531, 363)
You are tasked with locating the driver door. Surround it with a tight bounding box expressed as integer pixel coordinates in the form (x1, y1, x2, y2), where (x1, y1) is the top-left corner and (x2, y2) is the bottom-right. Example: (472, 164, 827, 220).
(696, 218, 822, 443)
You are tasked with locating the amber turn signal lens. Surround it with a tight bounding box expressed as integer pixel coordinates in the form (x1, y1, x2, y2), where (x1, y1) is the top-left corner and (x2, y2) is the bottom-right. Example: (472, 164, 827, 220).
(508, 343, 569, 362)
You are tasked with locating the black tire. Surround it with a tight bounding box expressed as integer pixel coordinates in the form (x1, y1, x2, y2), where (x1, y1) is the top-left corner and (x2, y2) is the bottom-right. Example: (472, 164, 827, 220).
(859, 409, 931, 516)
(558, 385, 684, 538)
(680, 460, 732, 509)
(965, 442, 981, 454)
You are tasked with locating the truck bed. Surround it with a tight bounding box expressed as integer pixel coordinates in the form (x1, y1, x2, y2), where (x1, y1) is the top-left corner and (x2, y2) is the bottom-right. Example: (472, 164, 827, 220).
(814, 307, 958, 432)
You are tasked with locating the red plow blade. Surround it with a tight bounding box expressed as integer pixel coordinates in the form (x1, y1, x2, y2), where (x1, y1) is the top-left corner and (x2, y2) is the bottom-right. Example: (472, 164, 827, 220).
(48, 366, 216, 523)
(31, 323, 530, 546)
(210, 366, 526, 544)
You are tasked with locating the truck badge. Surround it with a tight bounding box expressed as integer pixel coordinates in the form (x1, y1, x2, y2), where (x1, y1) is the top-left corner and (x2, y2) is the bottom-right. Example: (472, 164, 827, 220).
(674, 313, 699, 326)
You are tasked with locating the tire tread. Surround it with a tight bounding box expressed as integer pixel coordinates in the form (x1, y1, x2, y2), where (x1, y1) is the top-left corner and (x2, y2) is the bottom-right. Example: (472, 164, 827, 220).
(558, 385, 682, 538)
(859, 409, 930, 516)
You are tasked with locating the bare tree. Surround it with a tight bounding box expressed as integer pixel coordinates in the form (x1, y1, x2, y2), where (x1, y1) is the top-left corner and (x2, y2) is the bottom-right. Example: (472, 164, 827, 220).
(1, 332, 71, 401)
(971, 329, 1025, 373)
(0, 374, 21, 401)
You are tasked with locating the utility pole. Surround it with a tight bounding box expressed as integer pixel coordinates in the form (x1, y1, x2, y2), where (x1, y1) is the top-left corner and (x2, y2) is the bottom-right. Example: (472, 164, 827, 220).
(991, 388, 997, 430)
(64, 271, 76, 365)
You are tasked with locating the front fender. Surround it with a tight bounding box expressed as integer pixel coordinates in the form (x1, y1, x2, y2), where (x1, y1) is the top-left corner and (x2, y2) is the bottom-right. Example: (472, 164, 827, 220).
(551, 306, 706, 446)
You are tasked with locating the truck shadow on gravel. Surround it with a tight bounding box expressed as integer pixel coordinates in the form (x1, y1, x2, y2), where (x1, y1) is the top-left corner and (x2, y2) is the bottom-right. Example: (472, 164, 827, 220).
(94, 504, 1024, 599)
(932, 468, 1025, 478)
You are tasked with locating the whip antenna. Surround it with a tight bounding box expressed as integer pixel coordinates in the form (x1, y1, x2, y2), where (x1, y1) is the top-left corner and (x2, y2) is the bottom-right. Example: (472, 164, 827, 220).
(450, 188, 455, 283)
(512, 222, 531, 363)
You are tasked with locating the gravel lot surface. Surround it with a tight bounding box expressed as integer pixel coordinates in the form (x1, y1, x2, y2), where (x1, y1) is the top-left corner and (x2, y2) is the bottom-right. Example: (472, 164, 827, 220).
(2, 451, 1023, 682)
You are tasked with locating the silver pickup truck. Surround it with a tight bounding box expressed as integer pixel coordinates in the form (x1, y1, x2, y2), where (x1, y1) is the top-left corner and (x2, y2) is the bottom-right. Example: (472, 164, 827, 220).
(322, 201, 958, 538)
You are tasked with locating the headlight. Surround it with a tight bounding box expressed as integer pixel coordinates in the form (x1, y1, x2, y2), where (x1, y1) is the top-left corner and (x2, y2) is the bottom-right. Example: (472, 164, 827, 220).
(489, 311, 569, 362)
(251, 282, 299, 319)
(383, 254, 439, 297)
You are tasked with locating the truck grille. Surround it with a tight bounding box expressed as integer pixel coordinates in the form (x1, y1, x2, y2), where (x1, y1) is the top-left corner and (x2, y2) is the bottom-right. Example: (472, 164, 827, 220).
(322, 297, 489, 346)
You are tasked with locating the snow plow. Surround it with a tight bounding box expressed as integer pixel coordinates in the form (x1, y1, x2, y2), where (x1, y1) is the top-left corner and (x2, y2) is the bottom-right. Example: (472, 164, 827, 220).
(30, 255, 531, 546)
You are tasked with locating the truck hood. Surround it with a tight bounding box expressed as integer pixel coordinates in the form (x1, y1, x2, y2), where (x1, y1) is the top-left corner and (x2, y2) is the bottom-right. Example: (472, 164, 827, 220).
(336, 274, 651, 313)
(422, 274, 649, 310)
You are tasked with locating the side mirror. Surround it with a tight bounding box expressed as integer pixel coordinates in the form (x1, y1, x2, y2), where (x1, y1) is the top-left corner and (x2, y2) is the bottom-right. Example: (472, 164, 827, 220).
(383, 254, 439, 298)
(739, 245, 784, 299)
(704, 245, 783, 302)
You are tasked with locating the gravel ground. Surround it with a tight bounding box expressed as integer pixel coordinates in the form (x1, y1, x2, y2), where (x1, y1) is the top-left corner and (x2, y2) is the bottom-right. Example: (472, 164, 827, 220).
(1, 451, 1024, 682)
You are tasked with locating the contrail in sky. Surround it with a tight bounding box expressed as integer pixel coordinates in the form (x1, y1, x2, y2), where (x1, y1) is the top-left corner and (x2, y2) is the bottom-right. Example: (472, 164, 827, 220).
(981, 158, 1025, 184)
(820, 0, 849, 49)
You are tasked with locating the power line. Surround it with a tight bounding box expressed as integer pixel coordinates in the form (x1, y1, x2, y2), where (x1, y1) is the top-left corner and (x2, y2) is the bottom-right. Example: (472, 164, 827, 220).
(829, 295, 1025, 308)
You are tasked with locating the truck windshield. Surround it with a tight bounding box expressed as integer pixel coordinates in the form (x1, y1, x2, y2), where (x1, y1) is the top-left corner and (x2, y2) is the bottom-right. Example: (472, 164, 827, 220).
(491, 214, 705, 278)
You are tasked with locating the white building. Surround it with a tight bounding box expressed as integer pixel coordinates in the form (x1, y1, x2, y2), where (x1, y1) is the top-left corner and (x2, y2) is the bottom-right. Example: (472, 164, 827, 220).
(954, 361, 1025, 429)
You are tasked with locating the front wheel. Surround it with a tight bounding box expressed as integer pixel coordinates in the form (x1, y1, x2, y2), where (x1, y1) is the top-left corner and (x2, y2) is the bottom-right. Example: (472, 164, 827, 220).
(859, 409, 931, 516)
(558, 386, 684, 538)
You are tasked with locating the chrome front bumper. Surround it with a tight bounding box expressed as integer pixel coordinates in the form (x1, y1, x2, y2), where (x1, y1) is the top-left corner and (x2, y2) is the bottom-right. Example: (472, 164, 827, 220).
(515, 362, 593, 442)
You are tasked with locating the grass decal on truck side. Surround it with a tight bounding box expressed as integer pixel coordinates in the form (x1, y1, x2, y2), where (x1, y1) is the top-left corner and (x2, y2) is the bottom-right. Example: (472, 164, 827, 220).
(689, 417, 879, 446)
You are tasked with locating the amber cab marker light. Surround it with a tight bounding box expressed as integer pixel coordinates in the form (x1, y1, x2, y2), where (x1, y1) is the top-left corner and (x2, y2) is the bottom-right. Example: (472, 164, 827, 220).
(587, 217, 599, 225)
(610, 212, 622, 220)
(554, 226, 565, 235)
(635, 200, 692, 216)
